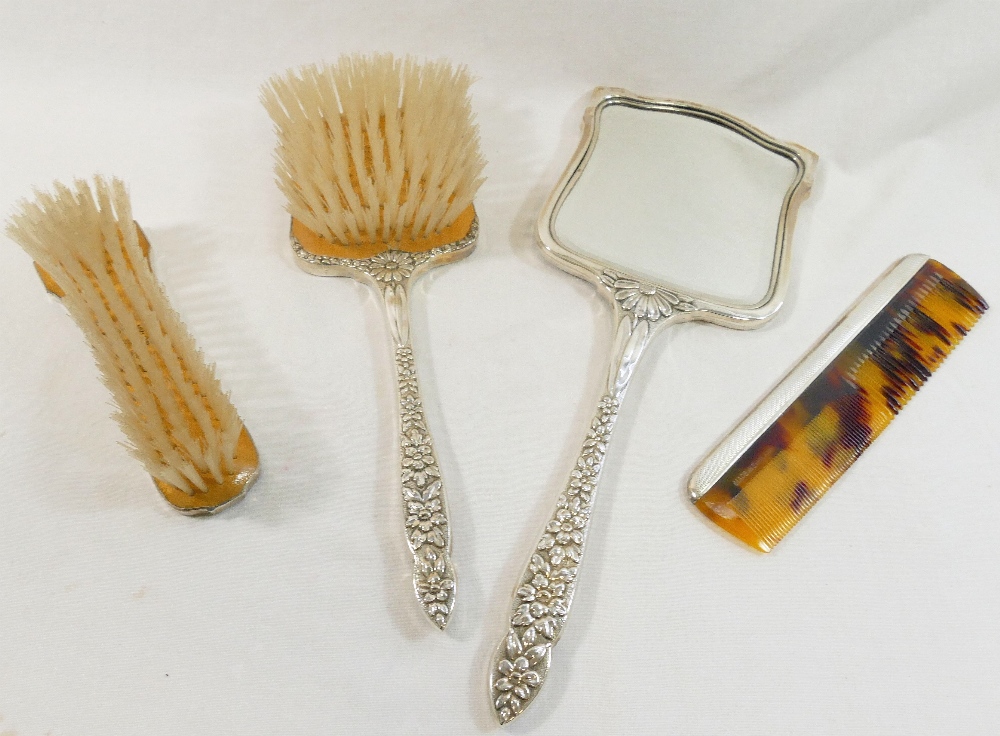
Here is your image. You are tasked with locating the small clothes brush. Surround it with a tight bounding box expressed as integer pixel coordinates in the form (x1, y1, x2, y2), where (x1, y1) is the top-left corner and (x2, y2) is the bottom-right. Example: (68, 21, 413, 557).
(262, 54, 485, 629)
(6, 177, 259, 514)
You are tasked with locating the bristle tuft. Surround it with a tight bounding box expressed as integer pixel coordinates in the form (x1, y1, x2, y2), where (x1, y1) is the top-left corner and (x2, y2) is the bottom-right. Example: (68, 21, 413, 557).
(6, 177, 245, 495)
(262, 53, 486, 247)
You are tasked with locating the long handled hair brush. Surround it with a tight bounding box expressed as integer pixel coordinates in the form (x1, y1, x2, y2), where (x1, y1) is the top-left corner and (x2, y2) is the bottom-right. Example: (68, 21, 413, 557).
(262, 54, 485, 628)
(6, 177, 259, 515)
(689, 255, 986, 551)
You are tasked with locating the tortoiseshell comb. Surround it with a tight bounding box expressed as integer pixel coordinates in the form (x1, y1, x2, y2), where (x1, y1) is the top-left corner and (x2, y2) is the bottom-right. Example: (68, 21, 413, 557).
(689, 255, 987, 552)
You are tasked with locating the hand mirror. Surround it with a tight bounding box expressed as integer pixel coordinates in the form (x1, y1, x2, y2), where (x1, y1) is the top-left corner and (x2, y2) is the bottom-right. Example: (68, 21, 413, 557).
(489, 89, 817, 723)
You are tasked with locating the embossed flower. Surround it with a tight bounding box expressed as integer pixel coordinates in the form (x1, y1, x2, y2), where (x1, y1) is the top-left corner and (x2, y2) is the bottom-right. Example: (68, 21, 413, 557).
(401, 428, 439, 488)
(495, 656, 541, 703)
(567, 465, 596, 501)
(518, 572, 566, 607)
(530, 550, 578, 585)
(514, 571, 568, 644)
(547, 508, 586, 546)
(612, 277, 677, 320)
(537, 508, 585, 566)
(369, 250, 415, 283)
(398, 394, 425, 429)
(396, 351, 412, 369)
(416, 549, 453, 627)
(587, 404, 616, 443)
(418, 571, 454, 603)
(599, 270, 692, 321)
(598, 394, 619, 415)
(493, 636, 548, 723)
(508, 554, 577, 647)
(406, 480, 446, 547)
(511, 583, 568, 620)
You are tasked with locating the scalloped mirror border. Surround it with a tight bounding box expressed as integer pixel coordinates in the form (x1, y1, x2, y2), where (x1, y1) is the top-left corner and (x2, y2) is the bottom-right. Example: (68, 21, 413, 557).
(537, 88, 818, 329)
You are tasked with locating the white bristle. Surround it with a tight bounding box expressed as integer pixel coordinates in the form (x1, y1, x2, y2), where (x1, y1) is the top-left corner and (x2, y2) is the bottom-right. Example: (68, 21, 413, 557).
(262, 53, 486, 246)
(6, 177, 244, 494)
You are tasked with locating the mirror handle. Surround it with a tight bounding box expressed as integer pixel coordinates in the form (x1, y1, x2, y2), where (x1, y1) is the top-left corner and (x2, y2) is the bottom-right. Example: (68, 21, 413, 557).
(489, 313, 656, 722)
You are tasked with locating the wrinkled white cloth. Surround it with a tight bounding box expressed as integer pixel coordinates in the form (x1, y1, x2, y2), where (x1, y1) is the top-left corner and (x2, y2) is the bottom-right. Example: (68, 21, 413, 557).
(0, 2, 997, 734)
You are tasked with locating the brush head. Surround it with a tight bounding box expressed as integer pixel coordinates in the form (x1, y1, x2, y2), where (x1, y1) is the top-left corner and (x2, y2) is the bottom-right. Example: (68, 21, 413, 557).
(690, 257, 987, 552)
(6, 177, 257, 512)
(262, 53, 486, 252)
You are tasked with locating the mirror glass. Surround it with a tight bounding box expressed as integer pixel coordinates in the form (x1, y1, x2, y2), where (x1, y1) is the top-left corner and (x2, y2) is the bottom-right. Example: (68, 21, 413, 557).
(552, 102, 800, 306)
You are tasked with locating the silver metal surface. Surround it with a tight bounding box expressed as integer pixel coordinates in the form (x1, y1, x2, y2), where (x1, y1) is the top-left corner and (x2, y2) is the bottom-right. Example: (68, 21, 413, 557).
(489, 89, 817, 723)
(292, 216, 478, 630)
(688, 253, 930, 502)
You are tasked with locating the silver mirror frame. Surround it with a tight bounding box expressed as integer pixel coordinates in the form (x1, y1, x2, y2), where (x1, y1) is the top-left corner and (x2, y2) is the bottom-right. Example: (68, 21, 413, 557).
(489, 88, 817, 724)
(538, 87, 818, 329)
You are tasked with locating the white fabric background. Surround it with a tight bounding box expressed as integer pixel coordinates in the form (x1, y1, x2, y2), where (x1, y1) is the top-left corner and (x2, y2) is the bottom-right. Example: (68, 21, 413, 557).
(0, 2, 997, 734)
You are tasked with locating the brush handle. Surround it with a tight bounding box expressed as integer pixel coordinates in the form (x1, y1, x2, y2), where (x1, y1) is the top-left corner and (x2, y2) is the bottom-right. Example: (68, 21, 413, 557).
(489, 313, 656, 723)
(381, 283, 456, 630)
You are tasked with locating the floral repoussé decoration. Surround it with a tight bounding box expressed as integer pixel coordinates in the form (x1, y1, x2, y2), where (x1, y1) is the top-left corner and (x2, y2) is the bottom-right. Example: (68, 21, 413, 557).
(600, 269, 695, 321)
(369, 250, 415, 283)
(396, 346, 455, 628)
(289, 216, 479, 631)
(290, 215, 478, 284)
(491, 394, 620, 723)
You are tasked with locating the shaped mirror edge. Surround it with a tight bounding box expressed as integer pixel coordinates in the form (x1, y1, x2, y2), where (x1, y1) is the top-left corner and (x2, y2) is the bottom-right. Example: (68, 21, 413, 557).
(536, 87, 819, 330)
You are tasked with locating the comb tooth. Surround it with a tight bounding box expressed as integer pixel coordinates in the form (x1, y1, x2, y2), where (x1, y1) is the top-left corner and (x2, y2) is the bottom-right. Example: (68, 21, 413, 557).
(938, 272, 988, 315)
(695, 259, 986, 551)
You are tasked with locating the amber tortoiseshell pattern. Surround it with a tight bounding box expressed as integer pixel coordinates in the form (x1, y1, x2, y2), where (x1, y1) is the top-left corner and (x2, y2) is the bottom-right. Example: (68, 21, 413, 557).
(695, 259, 987, 552)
